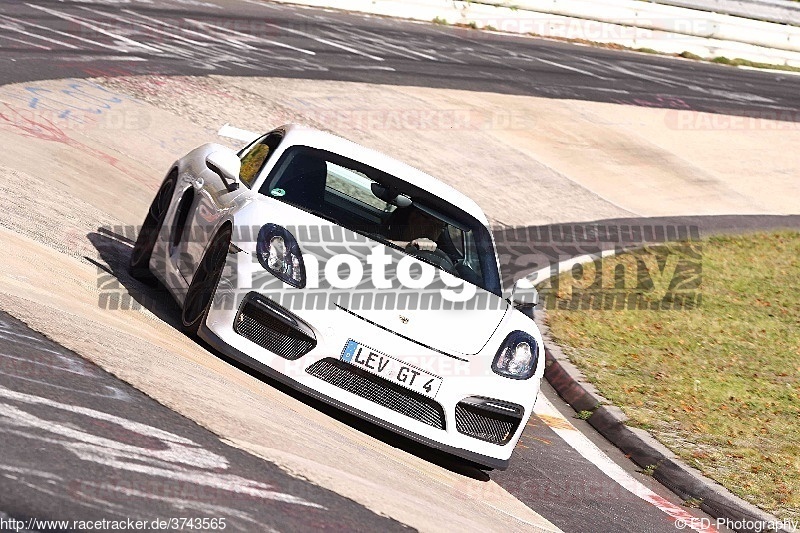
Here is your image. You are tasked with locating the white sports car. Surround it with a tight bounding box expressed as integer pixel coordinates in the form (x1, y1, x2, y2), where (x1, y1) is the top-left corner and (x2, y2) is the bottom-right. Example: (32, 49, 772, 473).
(130, 124, 543, 470)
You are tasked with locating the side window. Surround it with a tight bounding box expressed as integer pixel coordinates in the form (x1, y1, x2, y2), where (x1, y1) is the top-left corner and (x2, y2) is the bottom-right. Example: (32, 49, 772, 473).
(447, 225, 465, 255)
(238, 133, 281, 189)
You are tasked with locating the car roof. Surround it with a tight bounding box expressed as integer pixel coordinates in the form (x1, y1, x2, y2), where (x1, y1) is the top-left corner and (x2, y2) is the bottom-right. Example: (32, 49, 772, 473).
(279, 124, 490, 226)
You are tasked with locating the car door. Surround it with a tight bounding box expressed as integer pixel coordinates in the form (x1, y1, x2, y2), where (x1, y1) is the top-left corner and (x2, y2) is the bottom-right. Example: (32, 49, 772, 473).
(177, 132, 283, 283)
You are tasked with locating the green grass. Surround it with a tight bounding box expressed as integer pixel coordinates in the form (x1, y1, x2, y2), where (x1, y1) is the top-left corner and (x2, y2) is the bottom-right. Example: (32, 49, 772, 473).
(547, 231, 800, 519)
(641, 464, 658, 476)
(710, 56, 800, 73)
(683, 497, 704, 508)
(679, 51, 703, 60)
(677, 52, 800, 73)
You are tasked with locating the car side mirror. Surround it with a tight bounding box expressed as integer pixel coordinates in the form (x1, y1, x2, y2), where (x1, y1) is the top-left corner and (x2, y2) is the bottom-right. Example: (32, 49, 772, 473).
(206, 150, 241, 192)
(511, 278, 539, 318)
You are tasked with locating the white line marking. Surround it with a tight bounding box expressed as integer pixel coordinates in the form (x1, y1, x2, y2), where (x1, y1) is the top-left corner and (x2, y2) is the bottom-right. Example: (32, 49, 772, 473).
(267, 23, 383, 61)
(80, 7, 210, 48)
(27, 4, 162, 54)
(0, 368, 129, 401)
(0, 20, 78, 49)
(341, 65, 396, 71)
(0, 465, 62, 482)
(0, 386, 326, 509)
(0, 13, 125, 52)
(534, 393, 718, 533)
(88, 483, 264, 527)
(186, 19, 316, 56)
(220, 37, 259, 51)
(570, 86, 630, 94)
(534, 57, 611, 80)
(57, 55, 148, 62)
(119, 11, 219, 45)
(362, 38, 437, 61)
(0, 32, 51, 50)
(331, 27, 438, 61)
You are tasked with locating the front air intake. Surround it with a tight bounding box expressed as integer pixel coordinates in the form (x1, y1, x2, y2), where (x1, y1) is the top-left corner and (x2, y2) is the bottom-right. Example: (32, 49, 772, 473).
(455, 397, 524, 445)
(234, 293, 316, 360)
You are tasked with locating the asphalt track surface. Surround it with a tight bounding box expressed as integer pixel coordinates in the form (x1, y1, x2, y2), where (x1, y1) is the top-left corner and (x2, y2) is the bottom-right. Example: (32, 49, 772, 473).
(0, 310, 408, 532)
(0, 0, 799, 116)
(0, 0, 796, 531)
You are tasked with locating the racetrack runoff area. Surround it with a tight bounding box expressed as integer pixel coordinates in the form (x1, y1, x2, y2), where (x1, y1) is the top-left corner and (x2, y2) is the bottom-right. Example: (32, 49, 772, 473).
(0, 74, 797, 532)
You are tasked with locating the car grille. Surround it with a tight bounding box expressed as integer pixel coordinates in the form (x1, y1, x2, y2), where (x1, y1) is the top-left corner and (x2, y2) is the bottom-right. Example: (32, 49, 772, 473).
(306, 358, 446, 430)
(455, 400, 522, 445)
(234, 296, 315, 360)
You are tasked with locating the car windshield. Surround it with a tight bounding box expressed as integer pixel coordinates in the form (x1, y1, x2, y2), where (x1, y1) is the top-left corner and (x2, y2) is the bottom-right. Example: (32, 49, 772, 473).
(259, 145, 502, 296)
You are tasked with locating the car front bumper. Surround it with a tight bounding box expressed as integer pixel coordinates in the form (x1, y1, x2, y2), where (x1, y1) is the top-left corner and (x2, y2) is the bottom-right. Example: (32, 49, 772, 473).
(201, 286, 541, 469)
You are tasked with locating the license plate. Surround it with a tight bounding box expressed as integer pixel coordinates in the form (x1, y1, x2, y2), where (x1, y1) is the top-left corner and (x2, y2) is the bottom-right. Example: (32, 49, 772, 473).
(341, 340, 442, 399)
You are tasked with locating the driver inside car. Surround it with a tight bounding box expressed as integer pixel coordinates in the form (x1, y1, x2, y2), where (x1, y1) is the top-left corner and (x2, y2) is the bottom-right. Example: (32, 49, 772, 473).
(390, 207, 445, 252)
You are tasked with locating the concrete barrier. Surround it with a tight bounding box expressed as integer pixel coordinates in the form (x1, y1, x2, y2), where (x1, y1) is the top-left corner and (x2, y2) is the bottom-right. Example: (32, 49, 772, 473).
(477, 0, 800, 52)
(657, 0, 800, 27)
(265, 0, 800, 67)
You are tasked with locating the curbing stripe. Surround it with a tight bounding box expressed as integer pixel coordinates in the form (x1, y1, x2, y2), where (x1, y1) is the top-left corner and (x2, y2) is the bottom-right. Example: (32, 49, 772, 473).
(534, 393, 718, 533)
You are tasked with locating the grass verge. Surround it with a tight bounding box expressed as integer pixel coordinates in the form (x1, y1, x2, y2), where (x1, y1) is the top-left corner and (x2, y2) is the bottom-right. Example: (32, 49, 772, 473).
(710, 55, 800, 73)
(546, 231, 800, 519)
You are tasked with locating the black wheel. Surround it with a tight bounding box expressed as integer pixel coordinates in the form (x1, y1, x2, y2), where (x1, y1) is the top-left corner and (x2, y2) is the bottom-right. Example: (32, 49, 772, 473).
(129, 171, 177, 282)
(181, 226, 232, 336)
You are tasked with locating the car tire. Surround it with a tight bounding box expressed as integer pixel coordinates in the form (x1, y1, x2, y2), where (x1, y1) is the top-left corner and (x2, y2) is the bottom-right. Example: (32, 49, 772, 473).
(180, 225, 232, 337)
(129, 171, 177, 282)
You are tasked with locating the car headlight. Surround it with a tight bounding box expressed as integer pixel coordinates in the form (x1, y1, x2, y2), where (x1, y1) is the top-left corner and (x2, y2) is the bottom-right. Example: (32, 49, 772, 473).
(256, 224, 306, 288)
(492, 331, 539, 380)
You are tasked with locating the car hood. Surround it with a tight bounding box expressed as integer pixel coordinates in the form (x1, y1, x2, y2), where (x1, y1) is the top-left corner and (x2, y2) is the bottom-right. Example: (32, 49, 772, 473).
(335, 301, 508, 357)
(291, 222, 509, 357)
